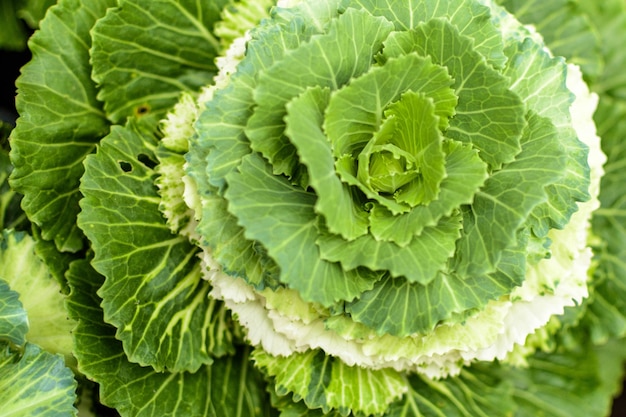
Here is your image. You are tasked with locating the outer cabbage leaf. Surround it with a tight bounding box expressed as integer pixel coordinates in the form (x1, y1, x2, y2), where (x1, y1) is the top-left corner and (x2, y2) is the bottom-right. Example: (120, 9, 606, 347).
(78, 118, 234, 372)
(15, 0, 58, 29)
(30, 225, 80, 292)
(9, 0, 115, 252)
(385, 367, 515, 417)
(0, 1, 27, 50)
(584, 96, 626, 343)
(0, 343, 78, 417)
(579, 0, 626, 345)
(9, 0, 237, 254)
(487, 333, 626, 417)
(0, 278, 77, 416)
(66, 259, 275, 417)
(259, 348, 516, 417)
(90, 0, 235, 125)
(214, 0, 276, 52)
(496, 0, 603, 81)
(577, 1, 626, 99)
(268, 392, 345, 417)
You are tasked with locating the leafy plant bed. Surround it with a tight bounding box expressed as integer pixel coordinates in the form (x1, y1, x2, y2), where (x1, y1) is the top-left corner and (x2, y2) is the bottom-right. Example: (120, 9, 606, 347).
(1, 1, 626, 416)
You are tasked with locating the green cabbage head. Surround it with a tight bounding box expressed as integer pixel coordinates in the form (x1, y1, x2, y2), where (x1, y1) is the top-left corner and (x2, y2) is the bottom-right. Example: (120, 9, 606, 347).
(156, 0, 605, 414)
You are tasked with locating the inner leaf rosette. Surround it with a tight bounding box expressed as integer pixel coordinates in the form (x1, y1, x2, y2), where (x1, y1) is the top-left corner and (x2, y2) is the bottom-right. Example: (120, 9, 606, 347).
(187, 0, 599, 414)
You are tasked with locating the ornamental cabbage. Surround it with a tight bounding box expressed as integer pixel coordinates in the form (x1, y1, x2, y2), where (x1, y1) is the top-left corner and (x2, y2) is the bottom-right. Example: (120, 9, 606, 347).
(4, 0, 626, 416)
(156, 0, 604, 413)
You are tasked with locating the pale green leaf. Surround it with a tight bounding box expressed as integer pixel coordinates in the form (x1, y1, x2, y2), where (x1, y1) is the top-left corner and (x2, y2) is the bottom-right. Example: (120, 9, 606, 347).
(284, 86, 369, 240)
(246, 7, 394, 178)
(224, 153, 381, 307)
(316, 215, 461, 286)
(214, 0, 275, 52)
(503, 38, 590, 235)
(368, 140, 488, 247)
(350, 0, 507, 67)
(334, 153, 412, 215)
(453, 112, 567, 278)
(269, 392, 344, 417)
(345, 271, 484, 336)
(326, 52, 457, 217)
(504, 39, 573, 127)
(198, 188, 281, 289)
(276, 0, 341, 32)
(0, 230, 74, 360)
(380, 91, 446, 205)
(497, 0, 603, 80)
(194, 76, 256, 192)
(254, 349, 406, 416)
(194, 15, 316, 191)
(382, 18, 526, 168)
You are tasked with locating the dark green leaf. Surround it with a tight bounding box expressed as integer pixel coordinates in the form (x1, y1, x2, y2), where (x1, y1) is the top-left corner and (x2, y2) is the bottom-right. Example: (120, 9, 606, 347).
(79, 119, 233, 372)
(9, 0, 115, 252)
(90, 0, 233, 124)
(66, 259, 274, 417)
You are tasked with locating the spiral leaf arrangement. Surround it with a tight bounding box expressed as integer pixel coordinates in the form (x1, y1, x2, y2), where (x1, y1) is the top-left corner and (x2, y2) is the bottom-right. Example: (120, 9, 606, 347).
(180, 0, 594, 413)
